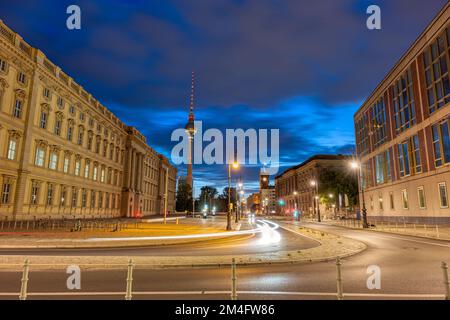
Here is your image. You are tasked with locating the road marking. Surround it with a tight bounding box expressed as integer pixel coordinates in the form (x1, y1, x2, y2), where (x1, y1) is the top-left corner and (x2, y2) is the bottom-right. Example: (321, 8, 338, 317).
(0, 290, 443, 299)
(302, 223, 450, 248)
(278, 224, 322, 245)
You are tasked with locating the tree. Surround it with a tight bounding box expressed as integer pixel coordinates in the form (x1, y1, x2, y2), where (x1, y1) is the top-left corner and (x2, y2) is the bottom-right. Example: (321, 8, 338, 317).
(176, 179, 192, 212)
(217, 187, 237, 212)
(318, 168, 358, 208)
(199, 186, 218, 213)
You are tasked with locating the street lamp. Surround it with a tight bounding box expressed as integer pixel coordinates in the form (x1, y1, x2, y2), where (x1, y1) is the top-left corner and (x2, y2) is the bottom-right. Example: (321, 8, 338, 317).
(227, 161, 239, 230)
(293, 191, 299, 220)
(310, 179, 321, 222)
(350, 160, 369, 228)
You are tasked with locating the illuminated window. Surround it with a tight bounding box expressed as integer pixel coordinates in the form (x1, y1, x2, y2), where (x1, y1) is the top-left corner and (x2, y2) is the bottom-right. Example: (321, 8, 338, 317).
(7, 139, 17, 160)
(370, 98, 387, 147)
(423, 30, 450, 114)
(392, 68, 416, 133)
(35, 147, 45, 167)
(432, 118, 450, 167)
(46, 183, 54, 206)
(49, 152, 58, 170)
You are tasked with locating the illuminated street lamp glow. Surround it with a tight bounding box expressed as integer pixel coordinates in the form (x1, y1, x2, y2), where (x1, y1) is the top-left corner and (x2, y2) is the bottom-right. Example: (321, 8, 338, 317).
(310, 180, 316, 186)
(350, 161, 359, 169)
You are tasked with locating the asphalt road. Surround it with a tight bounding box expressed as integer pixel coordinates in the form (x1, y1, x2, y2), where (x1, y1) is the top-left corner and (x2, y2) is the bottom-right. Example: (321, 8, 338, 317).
(0, 220, 318, 256)
(0, 221, 449, 300)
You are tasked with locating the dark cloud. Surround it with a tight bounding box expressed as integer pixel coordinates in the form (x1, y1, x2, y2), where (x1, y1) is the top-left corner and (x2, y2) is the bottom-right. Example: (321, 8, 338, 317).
(0, 0, 446, 193)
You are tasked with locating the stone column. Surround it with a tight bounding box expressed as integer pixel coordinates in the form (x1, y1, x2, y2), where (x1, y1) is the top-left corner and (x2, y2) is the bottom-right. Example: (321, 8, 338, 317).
(139, 153, 144, 193)
(125, 146, 132, 189)
(130, 149, 136, 191)
(13, 69, 41, 219)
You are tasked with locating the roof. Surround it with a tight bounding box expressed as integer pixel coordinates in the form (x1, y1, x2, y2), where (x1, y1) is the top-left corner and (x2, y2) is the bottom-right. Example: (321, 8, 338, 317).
(275, 154, 352, 179)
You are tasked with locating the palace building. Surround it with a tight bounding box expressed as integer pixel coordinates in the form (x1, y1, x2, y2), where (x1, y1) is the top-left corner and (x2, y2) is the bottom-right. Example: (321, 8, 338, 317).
(0, 20, 176, 221)
(354, 3, 450, 224)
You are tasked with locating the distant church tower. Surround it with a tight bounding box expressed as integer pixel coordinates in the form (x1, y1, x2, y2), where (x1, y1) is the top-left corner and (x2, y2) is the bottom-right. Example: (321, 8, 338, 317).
(184, 72, 196, 188)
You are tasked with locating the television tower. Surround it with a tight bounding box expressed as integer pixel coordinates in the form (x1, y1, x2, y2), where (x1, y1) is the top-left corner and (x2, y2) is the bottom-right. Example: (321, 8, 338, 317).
(185, 71, 196, 188)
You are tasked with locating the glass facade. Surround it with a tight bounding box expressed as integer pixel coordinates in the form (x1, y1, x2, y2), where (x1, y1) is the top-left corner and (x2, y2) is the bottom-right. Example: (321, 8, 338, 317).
(392, 68, 416, 133)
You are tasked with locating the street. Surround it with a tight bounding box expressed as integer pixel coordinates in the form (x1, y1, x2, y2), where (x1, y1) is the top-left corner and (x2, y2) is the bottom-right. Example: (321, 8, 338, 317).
(0, 221, 449, 299)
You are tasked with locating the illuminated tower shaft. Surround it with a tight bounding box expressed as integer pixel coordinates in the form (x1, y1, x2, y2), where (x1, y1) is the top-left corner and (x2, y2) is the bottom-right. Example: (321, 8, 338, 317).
(185, 71, 196, 188)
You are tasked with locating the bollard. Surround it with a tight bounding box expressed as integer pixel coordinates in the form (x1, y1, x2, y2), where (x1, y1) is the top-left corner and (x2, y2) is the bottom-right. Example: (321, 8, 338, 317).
(336, 257, 344, 300)
(231, 258, 237, 300)
(442, 262, 450, 300)
(26, 221, 29, 230)
(13, 220, 17, 230)
(125, 259, 134, 300)
(176, 218, 179, 225)
(436, 225, 440, 239)
(424, 224, 427, 237)
(413, 224, 416, 234)
(1, 220, 3, 230)
(19, 259, 30, 300)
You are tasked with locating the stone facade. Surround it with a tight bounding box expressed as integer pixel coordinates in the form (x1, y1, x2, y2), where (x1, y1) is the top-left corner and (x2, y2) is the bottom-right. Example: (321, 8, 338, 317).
(0, 20, 176, 220)
(275, 155, 352, 218)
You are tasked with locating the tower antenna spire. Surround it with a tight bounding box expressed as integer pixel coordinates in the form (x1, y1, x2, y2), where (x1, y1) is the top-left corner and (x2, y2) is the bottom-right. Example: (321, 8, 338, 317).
(189, 71, 195, 121)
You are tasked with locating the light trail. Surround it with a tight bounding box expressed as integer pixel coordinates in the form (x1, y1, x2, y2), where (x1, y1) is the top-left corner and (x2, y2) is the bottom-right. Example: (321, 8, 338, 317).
(82, 219, 280, 242)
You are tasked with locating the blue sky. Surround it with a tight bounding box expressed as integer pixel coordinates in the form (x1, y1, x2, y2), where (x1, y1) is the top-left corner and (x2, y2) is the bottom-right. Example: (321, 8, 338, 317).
(1, 0, 447, 195)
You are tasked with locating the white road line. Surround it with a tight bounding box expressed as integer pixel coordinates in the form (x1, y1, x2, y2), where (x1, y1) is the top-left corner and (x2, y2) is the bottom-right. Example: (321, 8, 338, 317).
(278, 224, 322, 245)
(304, 223, 450, 248)
(0, 291, 443, 298)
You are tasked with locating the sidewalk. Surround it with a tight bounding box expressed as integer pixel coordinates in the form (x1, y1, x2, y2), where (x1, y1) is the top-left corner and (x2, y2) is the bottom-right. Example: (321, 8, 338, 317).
(315, 218, 450, 241)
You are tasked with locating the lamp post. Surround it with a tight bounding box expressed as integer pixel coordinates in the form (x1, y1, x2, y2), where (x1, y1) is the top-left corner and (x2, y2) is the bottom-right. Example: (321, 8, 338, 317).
(351, 161, 369, 228)
(310, 180, 321, 222)
(227, 161, 239, 230)
(293, 191, 298, 220)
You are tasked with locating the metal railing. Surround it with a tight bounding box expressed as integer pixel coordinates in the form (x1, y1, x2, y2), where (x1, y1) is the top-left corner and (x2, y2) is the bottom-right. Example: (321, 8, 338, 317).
(1, 258, 448, 300)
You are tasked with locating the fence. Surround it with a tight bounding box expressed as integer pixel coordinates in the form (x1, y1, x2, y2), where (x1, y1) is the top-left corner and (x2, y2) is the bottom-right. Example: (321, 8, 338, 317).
(320, 218, 450, 241)
(0, 217, 182, 233)
(1, 258, 448, 300)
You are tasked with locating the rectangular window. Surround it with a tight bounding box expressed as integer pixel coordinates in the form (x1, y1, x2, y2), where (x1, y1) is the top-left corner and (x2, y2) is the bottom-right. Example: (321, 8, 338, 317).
(432, 119, 450, 167)
(93, 166, 98, 181)
(1, 180, 11, 204)
(412, 135, 422, 173)
(75, 160, 81, 176)
(54, 118, 62, 136)
(60, 186, 66, 207)
(90, 190, 95, 208)
(378, 194, 383, 210)
(7, 139, 16, 160)
(356, 114, 370, 155)
(39, 112, 47, 129)
(0, 58, 6, 72)
(370, 98, 387, 147)
(417, 186, 426, 209)
(31, 182, 39, 205)
(392, 68, 416, 133)
(401, 189, 409, 209)
(375, 150, 391, 185)
(13, 99, 22, 118)
(77, 128, 84, 146)
(46, 183, 53, 206)
(57, 96, 64, 108)
(101, 168, 105, 183)
(84, 162, 90, 179)
(423, 31, 450, 114)
(35, 147, 45, 167)
(43, 88, 50, 99)
(63, 157, 70, 174)
(81, 189, 87, 208)
(17, 72, 26, 85)
(71, 188, 78, 208)
(438, 182, 448, 208)
(98, 191, 103, 209)
(49, 153, 58, 170)
(69, 105, 75, 115)
(67, 126, 73, 141)
(389, 192, 394, 210)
